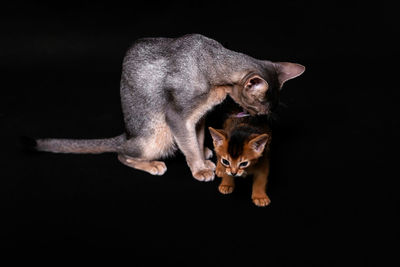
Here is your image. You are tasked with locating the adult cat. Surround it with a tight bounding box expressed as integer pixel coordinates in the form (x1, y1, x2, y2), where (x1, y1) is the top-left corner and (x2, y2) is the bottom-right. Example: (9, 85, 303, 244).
(34, 34, 305, 182)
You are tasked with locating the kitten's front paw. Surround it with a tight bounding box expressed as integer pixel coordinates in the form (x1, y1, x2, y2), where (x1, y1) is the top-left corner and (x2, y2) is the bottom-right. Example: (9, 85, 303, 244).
(252, 195, 271, 207)
(215, 168, 224, 178)
(193, 169, 215, 182)
(215, 162, 225, 177)
(218, 184, 234, 194)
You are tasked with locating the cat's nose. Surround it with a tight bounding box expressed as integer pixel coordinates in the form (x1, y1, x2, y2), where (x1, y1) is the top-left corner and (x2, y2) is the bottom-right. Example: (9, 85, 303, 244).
(231, 170, 237, 176)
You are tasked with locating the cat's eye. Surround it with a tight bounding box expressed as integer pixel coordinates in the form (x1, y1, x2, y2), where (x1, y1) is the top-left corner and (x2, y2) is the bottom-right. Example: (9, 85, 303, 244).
(239, 161, 249, 168)
(221, 158, 230, 166)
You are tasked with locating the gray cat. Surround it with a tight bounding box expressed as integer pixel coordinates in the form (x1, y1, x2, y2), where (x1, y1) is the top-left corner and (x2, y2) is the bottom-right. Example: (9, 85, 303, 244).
(34, 34, 305, 182)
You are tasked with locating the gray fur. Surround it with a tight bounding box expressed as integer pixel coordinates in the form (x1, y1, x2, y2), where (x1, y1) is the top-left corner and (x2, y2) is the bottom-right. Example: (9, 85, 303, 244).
(36, 34, 304, 180)
(37, 134, 125, 154)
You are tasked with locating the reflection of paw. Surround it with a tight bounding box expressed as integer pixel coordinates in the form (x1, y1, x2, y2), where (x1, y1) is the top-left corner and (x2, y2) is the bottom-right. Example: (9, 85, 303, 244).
(205, 160, 216, 170)
(193, 169, 215, 182)
(218, 184, 234, 194)
(252, 195, 271, 207)
(204, 147, 213, 159)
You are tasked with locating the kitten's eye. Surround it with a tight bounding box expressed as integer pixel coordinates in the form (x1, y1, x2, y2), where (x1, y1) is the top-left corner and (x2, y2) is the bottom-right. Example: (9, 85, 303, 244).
(239, 161, 249, 168)
(221, 158, 230, 166)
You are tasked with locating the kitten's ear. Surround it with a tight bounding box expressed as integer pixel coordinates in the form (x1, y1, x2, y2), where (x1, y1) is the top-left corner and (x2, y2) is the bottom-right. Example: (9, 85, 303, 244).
(244, 75, 269, 96)
(248, 133, 270, 154)
(208, 127, 227, 147)
(274, 62, 305, 89)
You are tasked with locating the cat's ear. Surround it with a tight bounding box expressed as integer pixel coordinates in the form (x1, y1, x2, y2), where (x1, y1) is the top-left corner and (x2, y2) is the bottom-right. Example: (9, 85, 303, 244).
(208, 127, 227, 147)
(274, 62, 305, 89)
(244, 75, 269, 96)
(248, 133, 270, 154)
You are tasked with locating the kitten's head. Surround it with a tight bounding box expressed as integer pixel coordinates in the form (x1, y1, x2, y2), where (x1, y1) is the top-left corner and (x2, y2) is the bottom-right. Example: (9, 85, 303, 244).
(231, 62, 305, 116)
(209, 127, 271, 177)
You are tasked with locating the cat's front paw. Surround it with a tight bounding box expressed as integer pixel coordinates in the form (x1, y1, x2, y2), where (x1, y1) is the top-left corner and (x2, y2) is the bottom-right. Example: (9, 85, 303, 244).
(204, 159, 216, 170)
(193, 169, 215, 182)
(252, 195, 271, 207)
(218, 184, 234, 194)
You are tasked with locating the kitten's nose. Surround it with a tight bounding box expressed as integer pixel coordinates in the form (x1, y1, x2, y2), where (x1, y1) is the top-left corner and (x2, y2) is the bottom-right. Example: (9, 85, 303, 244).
(231, 170, 237, 176)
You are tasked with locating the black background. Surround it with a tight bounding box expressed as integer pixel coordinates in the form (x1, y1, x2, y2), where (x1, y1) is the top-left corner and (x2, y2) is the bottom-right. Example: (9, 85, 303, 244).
(1, 1, 397, 265)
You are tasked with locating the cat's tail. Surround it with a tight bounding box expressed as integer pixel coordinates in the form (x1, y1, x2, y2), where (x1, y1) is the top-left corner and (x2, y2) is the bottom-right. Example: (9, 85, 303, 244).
(28, 134, 126, 154)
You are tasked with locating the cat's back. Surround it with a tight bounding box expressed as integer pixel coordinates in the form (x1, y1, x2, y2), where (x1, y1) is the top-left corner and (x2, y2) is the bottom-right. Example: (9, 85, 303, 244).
(123, 37, 172, 68)
(125, 34, 222, 58)
(121, 34, 227, 95)
(123, 34, 226, 69)
(168, 34, 224, 53)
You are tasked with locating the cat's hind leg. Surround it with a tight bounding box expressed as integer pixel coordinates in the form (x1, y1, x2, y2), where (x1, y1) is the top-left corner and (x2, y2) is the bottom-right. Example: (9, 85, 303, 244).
(118, 154, 167, 176)
(117, 113, 176, 176)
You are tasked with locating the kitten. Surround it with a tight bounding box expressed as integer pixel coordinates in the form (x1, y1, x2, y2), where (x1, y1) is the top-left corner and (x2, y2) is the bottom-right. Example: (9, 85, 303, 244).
(209, 113, 272, 207)
(33, 34, 304, 182)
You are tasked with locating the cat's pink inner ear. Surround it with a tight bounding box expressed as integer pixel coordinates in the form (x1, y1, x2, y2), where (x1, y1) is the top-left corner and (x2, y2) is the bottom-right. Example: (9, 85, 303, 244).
(244, 75, 269, 95)
(274, 62, 305, 88)
(208, 127, 227, 147)
(249, 134, 270, 153)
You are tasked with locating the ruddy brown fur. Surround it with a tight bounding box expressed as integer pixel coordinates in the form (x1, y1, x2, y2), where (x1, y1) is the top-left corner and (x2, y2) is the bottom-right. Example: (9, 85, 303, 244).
(209, 114, 272, 207)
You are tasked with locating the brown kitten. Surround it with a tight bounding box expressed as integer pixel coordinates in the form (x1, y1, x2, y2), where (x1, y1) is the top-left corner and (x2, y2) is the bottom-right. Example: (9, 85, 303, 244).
(209, 114, 272, 207)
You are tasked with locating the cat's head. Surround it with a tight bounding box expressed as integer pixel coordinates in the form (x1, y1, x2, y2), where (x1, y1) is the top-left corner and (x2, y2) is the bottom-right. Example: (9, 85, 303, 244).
(209, 127, 271, 177)
(230, 62, 305, 115)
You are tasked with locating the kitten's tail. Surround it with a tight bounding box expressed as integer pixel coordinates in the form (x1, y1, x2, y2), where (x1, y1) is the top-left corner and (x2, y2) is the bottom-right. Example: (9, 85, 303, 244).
(30, 134, 126, 154)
